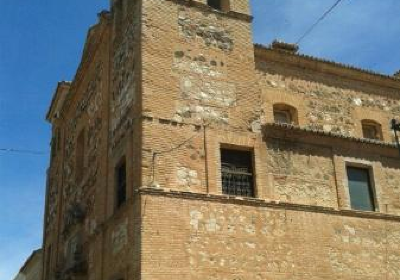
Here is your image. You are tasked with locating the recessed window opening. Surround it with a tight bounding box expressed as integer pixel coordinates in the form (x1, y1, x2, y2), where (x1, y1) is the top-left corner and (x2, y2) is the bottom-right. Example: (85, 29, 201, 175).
(362, 120, 382, 140)
(346, 166, 376, 212)
(220, 148, 254, 197)
(75, 129, 85, 182)
(273, 103, 298, 125)
(207, 0, 230, 12)
(116, 157, 127, 209)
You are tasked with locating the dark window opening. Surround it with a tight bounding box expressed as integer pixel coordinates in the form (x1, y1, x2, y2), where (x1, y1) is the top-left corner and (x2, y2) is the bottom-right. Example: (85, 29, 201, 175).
(221, 148, 254, 197)
(347, 167, 375, 211)
(75, 129, 85, 182)
(56, 128, 62, 151)
(116, 158, 127, 209)
(50, 129, 61, 159)
(274, 110, 292, 124)
(273, 103, 298, 125)
(51, 137, 56, 159)
(207, 0, 230, 11)
(362, 120, 382, 140)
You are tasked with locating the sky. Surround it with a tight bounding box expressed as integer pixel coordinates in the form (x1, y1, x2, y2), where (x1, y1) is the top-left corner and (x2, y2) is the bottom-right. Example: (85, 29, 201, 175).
(0, 0, 399, 279)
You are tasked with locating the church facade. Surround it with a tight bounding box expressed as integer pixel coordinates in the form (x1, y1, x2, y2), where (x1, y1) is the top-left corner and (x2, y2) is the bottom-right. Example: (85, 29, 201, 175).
(43, 0, 400, 279)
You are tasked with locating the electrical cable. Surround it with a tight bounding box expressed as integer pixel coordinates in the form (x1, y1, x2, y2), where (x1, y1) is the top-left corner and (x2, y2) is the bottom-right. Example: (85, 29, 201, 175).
(0, 148, 48, 155)
(296, 0, 346, 45)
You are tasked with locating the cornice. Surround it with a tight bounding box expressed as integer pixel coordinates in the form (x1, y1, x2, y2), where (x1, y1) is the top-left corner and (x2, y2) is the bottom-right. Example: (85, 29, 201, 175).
(262, 122, 398, 149)
(46, 81, 72, 123)
(138, 187, 400, 222)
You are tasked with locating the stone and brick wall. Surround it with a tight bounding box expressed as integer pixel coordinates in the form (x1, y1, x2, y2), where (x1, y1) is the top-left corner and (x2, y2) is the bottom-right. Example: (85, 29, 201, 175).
(42, 0, 400, 279)
(141, 190, 400, 280)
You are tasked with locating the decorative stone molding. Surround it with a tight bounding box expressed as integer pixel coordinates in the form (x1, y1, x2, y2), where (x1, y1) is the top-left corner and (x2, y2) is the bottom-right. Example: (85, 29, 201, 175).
(138, 187, 400, 222)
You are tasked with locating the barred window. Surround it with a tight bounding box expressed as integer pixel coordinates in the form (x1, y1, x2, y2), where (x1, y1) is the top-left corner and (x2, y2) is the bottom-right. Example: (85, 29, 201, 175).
(221, 148, 254, 197)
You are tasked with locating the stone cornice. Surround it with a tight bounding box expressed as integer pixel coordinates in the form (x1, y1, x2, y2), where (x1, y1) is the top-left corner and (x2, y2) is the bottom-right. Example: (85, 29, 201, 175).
(262, 122, 398, 150)
(254, 43, 400, 91)
(138, 187, 400, 222)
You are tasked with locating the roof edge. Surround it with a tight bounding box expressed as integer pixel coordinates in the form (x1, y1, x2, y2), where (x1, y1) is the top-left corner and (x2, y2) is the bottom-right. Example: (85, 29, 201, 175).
(46, 81, 72, 123)
(254, 43, 400, 89)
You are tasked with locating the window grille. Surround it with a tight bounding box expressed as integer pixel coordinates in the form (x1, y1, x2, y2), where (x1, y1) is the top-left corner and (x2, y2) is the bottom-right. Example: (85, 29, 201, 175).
(221, 149, 254, 197)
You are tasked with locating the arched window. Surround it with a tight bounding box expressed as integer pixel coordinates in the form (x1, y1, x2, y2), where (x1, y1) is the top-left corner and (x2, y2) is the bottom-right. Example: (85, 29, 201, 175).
(273, 103, 298, 125)
(361, 120, 382, 140)
(207, 0, 230, 12)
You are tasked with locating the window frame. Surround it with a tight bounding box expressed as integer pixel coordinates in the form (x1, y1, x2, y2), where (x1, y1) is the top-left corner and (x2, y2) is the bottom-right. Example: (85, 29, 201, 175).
(345, 164, 378, 212)
(273, 103, 298, 125)
(220, 147, 256, 198)
(361, 119, 383, 141)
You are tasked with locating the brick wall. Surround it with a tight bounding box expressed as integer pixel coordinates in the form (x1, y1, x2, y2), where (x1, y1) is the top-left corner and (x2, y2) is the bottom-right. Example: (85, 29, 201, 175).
(43, 0, 400, 279)
(141, 191, 400, 280)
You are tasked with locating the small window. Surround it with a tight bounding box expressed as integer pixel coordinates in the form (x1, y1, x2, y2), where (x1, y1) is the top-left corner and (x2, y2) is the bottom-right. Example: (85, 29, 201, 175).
(75, 129, 85, 182)
(116, 158, 127, 209)
(346, 167, 375, 211)
(273, 104, 298, 125)
(207, 0, 230, 12)
(274, 110, 292, 124)
(221, 148, 254, 197)
(362, 120, 382, 140)
(56, 128, 62, 151)
(51, 137, 56, 159)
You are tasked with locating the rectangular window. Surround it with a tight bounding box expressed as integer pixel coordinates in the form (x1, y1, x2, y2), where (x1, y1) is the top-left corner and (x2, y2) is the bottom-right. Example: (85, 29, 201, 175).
(346, 167, 375, 211)
(207, 0, 230, 12)
(362, 124, 381, 140)
(274, 110, 292, 124)
(76, 129, 85, 182)
(116, 158, 127, 209)
(221, 148, 254, 197)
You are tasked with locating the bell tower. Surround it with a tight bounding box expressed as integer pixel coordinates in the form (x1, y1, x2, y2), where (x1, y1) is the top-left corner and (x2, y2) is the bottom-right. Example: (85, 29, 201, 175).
(138, 0, 258, 189)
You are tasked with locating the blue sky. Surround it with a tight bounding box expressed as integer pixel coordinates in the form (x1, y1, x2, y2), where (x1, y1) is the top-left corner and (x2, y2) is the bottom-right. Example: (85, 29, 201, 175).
(0, 0, 399, 279)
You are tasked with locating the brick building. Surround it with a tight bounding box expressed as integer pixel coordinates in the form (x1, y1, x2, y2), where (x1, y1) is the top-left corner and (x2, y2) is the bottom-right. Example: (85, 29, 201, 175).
(43, 0, 400, 279)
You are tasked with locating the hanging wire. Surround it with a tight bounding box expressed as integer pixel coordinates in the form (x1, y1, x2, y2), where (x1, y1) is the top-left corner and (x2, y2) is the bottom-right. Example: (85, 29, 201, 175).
(0, 148, 48, 156)
(296, 0, 346, 45)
